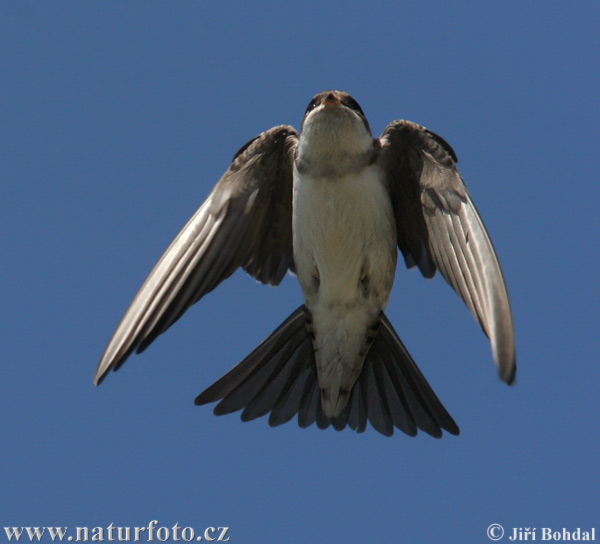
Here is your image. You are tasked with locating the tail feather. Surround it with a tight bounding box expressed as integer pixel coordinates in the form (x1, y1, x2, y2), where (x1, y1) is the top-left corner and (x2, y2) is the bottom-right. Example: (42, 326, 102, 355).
(380, 315, 459, 436)
(370, 339, 417, 435)
(379, 331, 443, 437)
(316, 399, 331, 430)
(345, 380, 368, 433)
(365, 359, 394, 436)
(269, 353, 314, 426)
(297, 374, 320, 428)
(242, 333, 309, 421)
(195, 306, 460, 437)
(331, 392, 352, 431)
(196, 306, 307, 413)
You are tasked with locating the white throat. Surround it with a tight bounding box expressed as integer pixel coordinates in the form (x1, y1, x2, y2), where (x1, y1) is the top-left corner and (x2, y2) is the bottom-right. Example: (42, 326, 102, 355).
(296, 104, 375, 178)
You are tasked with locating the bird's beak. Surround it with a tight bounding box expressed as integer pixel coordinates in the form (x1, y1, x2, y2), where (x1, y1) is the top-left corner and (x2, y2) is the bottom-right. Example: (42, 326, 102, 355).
(323, 94, 341, 107)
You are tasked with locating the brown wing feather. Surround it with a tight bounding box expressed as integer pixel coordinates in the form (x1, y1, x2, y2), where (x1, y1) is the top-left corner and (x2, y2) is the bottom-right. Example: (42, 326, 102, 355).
(380, 120, 516, 384)
(95, 125, 299, 384)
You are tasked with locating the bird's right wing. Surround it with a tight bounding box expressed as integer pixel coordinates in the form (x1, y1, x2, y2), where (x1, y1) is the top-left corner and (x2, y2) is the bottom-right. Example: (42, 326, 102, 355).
(95, 125, 299, 384)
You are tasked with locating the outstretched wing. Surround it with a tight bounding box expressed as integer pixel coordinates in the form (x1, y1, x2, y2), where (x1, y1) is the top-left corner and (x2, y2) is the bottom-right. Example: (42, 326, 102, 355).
(95, 125, 299, 384)
(379, 120, 516, 384)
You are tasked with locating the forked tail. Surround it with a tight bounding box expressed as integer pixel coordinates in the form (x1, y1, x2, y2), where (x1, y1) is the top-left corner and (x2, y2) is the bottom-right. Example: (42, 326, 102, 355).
(195, 306, 459, 437)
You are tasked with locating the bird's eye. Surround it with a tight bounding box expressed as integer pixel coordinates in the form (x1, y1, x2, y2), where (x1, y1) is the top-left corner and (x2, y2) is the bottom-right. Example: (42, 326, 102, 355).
(305, 99, 318, 115)
(343, 96, 365, 117)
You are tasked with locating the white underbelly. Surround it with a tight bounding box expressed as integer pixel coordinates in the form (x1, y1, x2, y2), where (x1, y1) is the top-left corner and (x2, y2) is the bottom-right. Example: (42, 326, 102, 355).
(292, 165, 397, 309)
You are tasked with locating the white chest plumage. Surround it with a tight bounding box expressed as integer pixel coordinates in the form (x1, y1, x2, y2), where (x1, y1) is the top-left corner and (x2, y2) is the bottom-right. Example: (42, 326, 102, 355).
(292, 164, 398, 416)
(292, 165, 396, 305)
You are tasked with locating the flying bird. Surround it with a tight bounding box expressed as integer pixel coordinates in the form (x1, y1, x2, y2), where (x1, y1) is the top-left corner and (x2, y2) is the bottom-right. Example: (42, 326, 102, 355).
(95, 90, 516, 437)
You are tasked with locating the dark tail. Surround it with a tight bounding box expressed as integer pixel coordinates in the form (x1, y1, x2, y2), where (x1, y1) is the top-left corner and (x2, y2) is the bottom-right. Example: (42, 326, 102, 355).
(194, 306, 459, 437)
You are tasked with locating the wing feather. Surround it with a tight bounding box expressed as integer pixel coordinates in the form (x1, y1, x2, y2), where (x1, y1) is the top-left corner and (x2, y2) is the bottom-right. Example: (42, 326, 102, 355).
(95, 126, 299, 384)
(380, 120, 516, 384)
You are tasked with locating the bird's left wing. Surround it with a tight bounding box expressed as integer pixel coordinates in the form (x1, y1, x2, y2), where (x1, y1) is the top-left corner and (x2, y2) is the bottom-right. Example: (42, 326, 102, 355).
(379, 120, 516, 384)
(95, 125, 299, 384)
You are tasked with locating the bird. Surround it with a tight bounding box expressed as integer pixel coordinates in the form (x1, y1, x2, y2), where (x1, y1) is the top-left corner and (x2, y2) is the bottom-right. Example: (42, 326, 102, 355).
(95, 90, 516, 437)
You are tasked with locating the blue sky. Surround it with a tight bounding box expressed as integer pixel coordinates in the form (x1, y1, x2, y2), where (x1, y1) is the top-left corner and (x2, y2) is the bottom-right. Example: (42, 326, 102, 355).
(2, 2, 598, 543)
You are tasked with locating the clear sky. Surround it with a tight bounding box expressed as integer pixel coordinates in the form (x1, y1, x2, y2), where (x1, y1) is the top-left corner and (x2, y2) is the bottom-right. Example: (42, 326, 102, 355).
(2, 2, 598, 543)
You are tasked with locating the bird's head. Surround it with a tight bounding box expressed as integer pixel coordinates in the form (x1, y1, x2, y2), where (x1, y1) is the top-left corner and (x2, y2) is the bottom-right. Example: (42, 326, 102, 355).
(297, 90, 376, 178)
